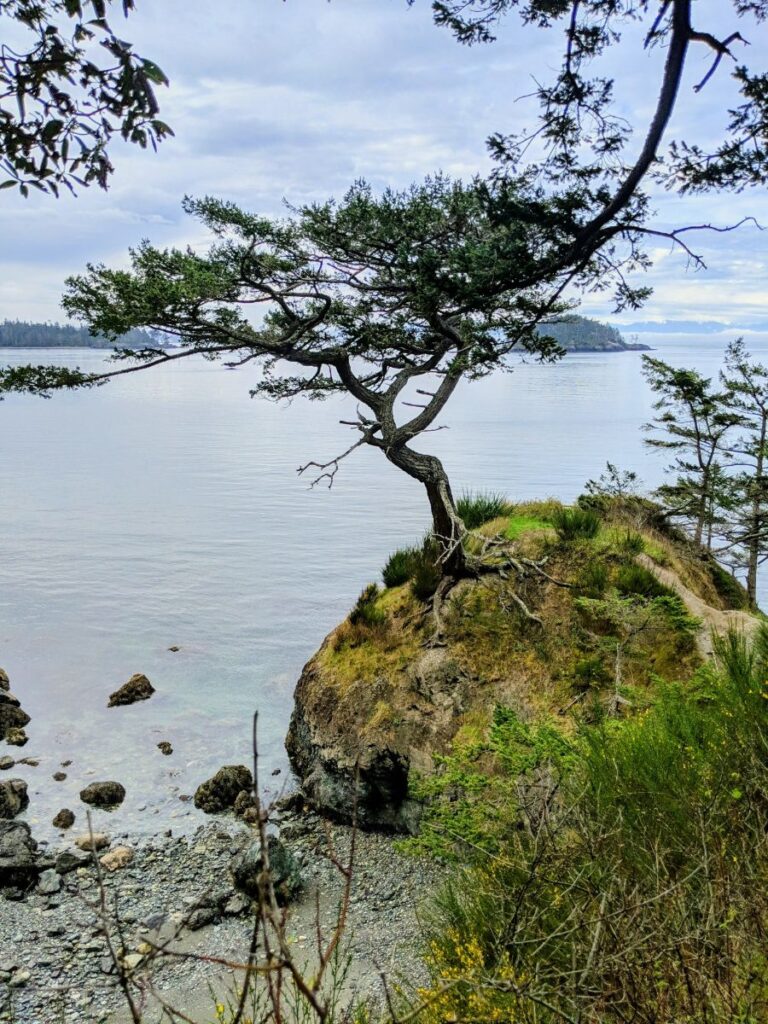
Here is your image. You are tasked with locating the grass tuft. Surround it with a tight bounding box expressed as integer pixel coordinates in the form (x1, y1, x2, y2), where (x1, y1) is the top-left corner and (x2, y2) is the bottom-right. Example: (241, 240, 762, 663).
(457, 491, 513, 530)
(552, 506, 601, 541)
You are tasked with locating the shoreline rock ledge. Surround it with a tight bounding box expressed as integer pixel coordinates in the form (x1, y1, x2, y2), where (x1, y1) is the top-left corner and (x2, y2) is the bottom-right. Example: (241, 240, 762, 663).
(286, 634, 478, 833)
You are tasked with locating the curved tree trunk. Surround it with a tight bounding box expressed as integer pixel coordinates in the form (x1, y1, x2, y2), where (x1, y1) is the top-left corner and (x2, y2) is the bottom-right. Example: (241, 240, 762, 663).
(385, 443, 468, 577)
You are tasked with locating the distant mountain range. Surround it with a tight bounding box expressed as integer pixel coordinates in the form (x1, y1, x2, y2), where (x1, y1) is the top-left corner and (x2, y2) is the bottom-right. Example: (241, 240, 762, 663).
(618, 319, 768, 335)
(540, 315, 650, 353)
(0, 320, 163, 349)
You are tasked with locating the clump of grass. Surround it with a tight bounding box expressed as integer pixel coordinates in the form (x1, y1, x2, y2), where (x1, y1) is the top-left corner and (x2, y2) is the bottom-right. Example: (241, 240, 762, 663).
(618, 528, 645, 554)
(573, 654, 610, 688)
(349, 583, 387, 628)
(382, 545, 422, 588)
(615, 562, 675, 600)
(552, 506, 601, 542)
(457, 491, 513, 530)
(578, 561, 609, 598)
(411, 536, 442, 601)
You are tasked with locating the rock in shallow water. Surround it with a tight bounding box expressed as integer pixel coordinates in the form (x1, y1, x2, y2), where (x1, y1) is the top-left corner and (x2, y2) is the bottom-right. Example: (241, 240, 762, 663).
(108, 672, 155, 707)
(194, 765, 252, 814)
(52, 808, 75, 830)
(0, 756, 14, 771)
(0, 668, 8, 691)
(5, 727, 28, 747)
(79, 781, 126, 808)
(157, 740, 173, 755)
(0, 778, 28, 819)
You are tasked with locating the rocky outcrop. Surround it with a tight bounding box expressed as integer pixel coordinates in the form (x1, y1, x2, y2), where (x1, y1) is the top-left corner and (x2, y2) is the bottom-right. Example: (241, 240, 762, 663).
(108, 673, 155, 707)
(0, 675, 31, 743)
(286, 639, 479, 833)
(79, 781, 126, 808)
(0, 779, 29, 819)
(0, 820, 40, 888)
(194, 765, 252, 814)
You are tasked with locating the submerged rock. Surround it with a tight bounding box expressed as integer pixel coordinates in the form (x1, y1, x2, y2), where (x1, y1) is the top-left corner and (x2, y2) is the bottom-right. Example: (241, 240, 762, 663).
(79, 781, 126, 808)
(0, 779, 29, 819)
(0, 820, 39, 888)
(194, 765, 252, 814)
(52, 771, 67, 782)
(232, 835, 302, 905)
(108, 673, 155, 707)
(5, 728, 28, 747)
(157, 741, 173, 756)
(52, 808, 75, 830)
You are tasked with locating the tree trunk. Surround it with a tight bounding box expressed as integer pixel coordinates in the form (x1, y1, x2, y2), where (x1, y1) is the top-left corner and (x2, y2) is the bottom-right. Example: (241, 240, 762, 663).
(385, 443, 468, 577)
(746, 413, 767, 609)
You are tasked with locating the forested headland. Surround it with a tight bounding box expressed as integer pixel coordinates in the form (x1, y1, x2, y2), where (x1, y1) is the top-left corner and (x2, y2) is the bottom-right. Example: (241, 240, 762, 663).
(0, 320, 159, 349)
(541, 315, 650, 352)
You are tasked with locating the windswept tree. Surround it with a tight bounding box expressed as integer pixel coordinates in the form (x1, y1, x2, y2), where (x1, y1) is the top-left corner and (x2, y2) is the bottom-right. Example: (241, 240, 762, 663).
(0, 174, 644, 579)
(642, 356, 739, 549)
(0, 0, 170, 195)
(720, 339, 768, 608)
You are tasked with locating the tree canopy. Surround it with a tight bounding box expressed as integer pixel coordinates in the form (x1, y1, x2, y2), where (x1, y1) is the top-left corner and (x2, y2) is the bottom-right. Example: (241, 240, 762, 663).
(0, 0, 170, 195)
(431, 1, 768, 196)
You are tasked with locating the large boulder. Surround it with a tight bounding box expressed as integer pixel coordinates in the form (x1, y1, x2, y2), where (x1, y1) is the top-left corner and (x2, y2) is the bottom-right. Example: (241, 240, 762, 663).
(286, 643, 473, 832)
(0, 779, 29, 819)
(232, 835, 302, 905)
(194, 765, 252, 814)
(0, 702, 30, 743)
(79, 781, 126, 808)
(0, 820, 39, 888)
(108, 673, 155, 707)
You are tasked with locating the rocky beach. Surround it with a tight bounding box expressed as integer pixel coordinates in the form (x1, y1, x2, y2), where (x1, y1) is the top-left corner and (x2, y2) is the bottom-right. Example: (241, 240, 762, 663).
(0, 810, 440, 1024)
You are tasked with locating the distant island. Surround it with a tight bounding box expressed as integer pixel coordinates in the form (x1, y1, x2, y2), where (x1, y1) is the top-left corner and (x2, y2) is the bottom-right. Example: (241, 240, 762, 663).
(540, 315, 651, 353)
(0, 319, 162, 349)
(0, 315, 645, 354)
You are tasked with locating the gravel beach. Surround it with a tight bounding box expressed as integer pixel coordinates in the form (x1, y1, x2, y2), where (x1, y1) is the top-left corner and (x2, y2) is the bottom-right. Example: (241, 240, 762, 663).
(0, 811, 442, 1024)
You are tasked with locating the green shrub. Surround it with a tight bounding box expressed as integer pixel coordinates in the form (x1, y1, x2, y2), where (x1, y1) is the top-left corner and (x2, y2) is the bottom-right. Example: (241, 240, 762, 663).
(708, 558, 750, 610)
(618, 528, 645, 554)
(348, 583, 386, 628)
(573, 654, 610, 688)
(456, 491, 513, 530)
(382, 545, 421, 588)
(552, 506, 600, 541)
(413, 626, 768, 1024)
(578, 561, 609, 597)
(615, 562, 675, 600)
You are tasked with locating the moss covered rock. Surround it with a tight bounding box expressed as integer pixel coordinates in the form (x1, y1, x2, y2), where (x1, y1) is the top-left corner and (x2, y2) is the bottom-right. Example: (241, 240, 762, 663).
(287, 500, 758, 833)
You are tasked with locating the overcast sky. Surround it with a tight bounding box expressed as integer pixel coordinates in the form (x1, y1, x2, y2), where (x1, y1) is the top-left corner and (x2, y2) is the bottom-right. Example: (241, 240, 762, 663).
(1, 0, 767, 329)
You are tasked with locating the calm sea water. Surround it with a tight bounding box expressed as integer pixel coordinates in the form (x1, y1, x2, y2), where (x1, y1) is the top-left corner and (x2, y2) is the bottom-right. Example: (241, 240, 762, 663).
(1, 333, 766, 842)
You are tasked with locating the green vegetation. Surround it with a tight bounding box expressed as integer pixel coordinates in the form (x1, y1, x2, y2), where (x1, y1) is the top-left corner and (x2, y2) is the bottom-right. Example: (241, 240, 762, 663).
(504, 513, 550, 540)
(381, 535, 441, 599)
(348, 583, 387, 629)
(456, 491, 513, 530)
(551, 505, 600, 541)
(537, 314, 648, 353)
(411, 627, 768, 1023)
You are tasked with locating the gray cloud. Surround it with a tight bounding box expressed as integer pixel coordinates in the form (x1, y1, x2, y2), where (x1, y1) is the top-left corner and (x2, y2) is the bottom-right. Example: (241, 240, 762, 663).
(0, 0, 766, 326)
